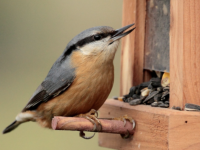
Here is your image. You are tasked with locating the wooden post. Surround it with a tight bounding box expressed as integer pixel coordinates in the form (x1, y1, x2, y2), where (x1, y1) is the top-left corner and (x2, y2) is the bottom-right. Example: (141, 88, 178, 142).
(170, 0, 200, 108)
(120, 0, 146, 95)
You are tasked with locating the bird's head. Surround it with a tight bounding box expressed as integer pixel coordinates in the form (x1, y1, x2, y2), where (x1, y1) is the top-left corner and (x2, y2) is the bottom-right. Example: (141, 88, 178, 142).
(62, 23, 135, 62)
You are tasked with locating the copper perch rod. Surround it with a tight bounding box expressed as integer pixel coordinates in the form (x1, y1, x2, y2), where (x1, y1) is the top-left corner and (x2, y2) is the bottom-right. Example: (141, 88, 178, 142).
(52, 117, 134, 135)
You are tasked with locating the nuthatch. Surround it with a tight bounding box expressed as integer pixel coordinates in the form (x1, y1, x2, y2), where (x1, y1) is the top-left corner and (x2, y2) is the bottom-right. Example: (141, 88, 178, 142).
(3, 23, 135, 137)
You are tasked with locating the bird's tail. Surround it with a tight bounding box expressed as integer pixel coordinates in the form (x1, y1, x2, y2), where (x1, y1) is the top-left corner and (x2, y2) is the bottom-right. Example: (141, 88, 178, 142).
(2, 120, 21, 134)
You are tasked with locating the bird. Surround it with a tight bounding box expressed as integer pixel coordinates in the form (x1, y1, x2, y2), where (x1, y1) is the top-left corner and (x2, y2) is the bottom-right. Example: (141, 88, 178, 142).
(3, 23, 135, 137)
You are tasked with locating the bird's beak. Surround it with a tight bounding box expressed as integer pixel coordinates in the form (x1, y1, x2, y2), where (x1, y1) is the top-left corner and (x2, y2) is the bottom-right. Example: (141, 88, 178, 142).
(109, 23, 135, 45)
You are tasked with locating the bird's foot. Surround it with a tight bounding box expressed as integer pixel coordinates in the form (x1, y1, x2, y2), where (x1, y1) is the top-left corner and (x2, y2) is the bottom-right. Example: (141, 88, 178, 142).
(112, 115, 135, 139)
(76, 109, 102, 139)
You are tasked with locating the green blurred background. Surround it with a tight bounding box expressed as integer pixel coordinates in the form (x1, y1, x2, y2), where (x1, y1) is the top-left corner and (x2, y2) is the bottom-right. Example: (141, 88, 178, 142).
(0, 0, 123, 149)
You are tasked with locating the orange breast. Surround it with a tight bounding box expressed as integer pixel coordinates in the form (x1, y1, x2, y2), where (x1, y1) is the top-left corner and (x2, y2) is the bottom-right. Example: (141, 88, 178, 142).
(36, 51, 114, 128)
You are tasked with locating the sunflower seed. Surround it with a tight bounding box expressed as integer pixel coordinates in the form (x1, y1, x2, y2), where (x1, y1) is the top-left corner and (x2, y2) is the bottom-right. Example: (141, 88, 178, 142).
(129, 99, 142, 106)
(185, 103, 200, 111)
(154, 93, 162, 102)
(143, 91, 159, 103)
(151, 102, 159, 107)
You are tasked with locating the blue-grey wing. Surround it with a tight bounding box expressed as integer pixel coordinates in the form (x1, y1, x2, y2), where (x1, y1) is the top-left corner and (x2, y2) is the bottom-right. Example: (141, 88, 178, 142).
(22, 56, 75, 111)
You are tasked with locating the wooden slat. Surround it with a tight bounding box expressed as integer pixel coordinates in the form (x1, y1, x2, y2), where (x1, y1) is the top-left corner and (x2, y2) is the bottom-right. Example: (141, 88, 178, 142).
(98, 99, 200, 150)
(170, 0, 200, 108)
(134, 0, 146, 85)
(120, 0, 136, 96)
(120, 0, 146, 96)
(170, 0, 184, 109)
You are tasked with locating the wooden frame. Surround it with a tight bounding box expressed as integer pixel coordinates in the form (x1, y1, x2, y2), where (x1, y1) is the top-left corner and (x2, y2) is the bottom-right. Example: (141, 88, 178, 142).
(99, 99, 200, 150)
(99, 0, 200, 149)
(170, 0, 200, 108)
(120, 0, 146, 95)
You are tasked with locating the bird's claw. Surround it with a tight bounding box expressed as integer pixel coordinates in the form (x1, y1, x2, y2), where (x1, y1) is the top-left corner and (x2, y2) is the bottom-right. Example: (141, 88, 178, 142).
(85, 116, 97, 131)
(113, 115, 135, 130)
(83, 109, 98, 118)
(90, 109, 98, 118)
(122, 115, 135, 130)
(79, 131, 95, 140)
(77, 109, 102, 139)
(120, 130, 130, 139)
(123, 118, 126, 127)
(112, 115, 135, 138)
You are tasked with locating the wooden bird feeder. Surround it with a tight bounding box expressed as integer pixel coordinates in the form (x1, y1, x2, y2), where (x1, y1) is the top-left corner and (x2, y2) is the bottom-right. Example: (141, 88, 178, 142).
(98, 0, 200, 149)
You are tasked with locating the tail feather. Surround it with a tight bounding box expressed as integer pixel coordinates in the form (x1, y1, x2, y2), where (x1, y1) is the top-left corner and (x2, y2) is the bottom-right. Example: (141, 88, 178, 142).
(2, 120, 20, 134)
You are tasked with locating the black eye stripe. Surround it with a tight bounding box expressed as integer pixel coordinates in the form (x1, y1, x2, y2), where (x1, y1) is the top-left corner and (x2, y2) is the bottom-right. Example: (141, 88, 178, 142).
(76, 33, 110, 47)
(62, 31, 115, 60)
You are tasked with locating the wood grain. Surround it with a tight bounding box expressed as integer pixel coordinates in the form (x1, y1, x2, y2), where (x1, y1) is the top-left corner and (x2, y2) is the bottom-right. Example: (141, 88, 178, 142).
(169, 115, 200, 150)
(170, 0, 184, 108)
(99, 99, 200, 150)
(120, 0, 136, 96)
(120, 0, 146, 96)
(170, 0, 200, 108)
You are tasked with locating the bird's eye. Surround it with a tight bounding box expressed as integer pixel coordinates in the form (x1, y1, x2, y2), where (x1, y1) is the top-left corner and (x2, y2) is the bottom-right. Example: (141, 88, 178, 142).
(94, 35, 101, 40)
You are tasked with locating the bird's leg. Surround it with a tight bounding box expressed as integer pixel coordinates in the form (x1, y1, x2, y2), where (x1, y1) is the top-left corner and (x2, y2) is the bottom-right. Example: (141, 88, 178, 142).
(76, 109, 102, 139)
(102, 115, 135, 139)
